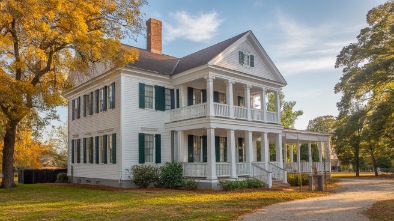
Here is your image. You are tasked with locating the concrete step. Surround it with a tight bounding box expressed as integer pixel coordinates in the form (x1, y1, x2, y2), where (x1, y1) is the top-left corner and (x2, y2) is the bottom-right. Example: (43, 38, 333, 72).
(271, 179, 292, 190)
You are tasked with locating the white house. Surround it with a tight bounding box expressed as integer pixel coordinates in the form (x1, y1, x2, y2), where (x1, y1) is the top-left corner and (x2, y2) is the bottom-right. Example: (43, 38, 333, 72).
(64, 18, 331, 189)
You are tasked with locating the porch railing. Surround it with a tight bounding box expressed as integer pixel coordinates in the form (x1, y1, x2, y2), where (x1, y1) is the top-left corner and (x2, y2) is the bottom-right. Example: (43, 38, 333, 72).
(170, 103, 206, 122)
(285, 162, 331, 173)
(251, 109, 264, 121)
(183, 163, 207, 177)
(233, 106, 248, 119)
(252, 163, 272, 188)
(266, 111, 278, 123)
(236, 163, 249, 176)
(214, 103, 230, 117)
(268, 162, 287, 183)
(216, 163, 231, 177)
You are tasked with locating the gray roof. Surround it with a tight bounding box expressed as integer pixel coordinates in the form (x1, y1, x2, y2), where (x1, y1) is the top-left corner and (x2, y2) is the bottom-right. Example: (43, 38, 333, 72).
(125, 31, 249, 75)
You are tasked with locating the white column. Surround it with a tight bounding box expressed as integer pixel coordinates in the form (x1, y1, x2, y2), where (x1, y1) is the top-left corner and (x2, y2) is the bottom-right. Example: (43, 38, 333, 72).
(274, 90, 281, 123)
(296, 139, 301, 172)
(275, 133, 283, 168)
(178, 85, 184, 108)
(206, 128, 217, 180)
(227, 130, 237, 178)
(245, 131, 253, 165)
(260, 89, 267, 122)
(318, 141, 323, 163)
(205, 75, 215, 117)
(253, 137, 257, 161)
(327, 140, 332, 178)
(290, 144, 294, 162)
(261, 132, 269, 170)
(175, 131, 183, 162)
(308, 141, 312, 174)
(244, 84, 251, 121)
(226, 80, 234, 119)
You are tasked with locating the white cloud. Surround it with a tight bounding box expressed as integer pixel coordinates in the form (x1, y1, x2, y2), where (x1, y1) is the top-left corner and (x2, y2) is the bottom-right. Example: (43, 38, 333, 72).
(163, 11, 223, 42)
(277, 57, 335, 76)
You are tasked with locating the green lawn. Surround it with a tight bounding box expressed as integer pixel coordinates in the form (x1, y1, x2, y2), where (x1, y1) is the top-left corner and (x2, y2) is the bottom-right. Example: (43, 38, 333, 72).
(331, 172, 394, 178)
(0, 184, 327, 221)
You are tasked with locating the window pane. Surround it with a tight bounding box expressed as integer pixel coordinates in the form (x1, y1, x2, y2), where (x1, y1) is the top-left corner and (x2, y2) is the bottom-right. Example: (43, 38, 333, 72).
(194, 136, 201, 162)
(145, 134, 154, 162)
(145, 85, 153, 109)
(165, 88, 171, 110)
(100, 136, 104, 163)
(194, 89, 201, 104)
(99, 89, 104, 112)
(219, 93, 226, 104)
(108, 85, 113, 109)
(108, 135, 113, 163)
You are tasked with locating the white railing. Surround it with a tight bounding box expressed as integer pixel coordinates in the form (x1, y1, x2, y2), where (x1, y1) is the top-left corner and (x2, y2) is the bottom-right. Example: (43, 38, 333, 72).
(252, 161, 266, 169)
(183, 163, 207, 177)
(214, 103, 230, 117)
(266, 111, 278, 123)
(268, 162, 287, 183)
(233, 106, 248, 119)
(251, 109, 264, 121)
(252, 163, 272, 188)
(216, 163, 231, 177)
(285, 162, 331, 173)
(236, 163, 249, 176)
(269, 162, 282, 168)
(170, 103, 207, 122)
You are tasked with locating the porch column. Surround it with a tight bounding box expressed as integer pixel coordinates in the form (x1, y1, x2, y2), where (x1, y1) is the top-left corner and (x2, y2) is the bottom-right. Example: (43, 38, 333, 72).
(226, 80, 234, 119)
(205, 75, 215, 117)
(178, 85, 184, 108)
(274, 90, 281, 123)
(327, 140, 332, 178)
(318, 141, 323, 174)
(275, 133, 283, 168)
(296, 139, 301, 172)
(227, 130, 237, 178)
(175, 130, 183, 162)
(290, 144, 294, 162)
(261, 132, 269, 170)
(244, 84, 251, 121)
(283, 141, 287, 163)
(308, 141, 312, 174)
(206, 128, 217, 180)
(260, 89, 267, 122)
(245, 131, 253, 172)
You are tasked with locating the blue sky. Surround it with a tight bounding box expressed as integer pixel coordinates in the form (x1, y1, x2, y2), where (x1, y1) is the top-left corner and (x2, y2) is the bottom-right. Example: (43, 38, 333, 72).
(55, 0, 387, 132)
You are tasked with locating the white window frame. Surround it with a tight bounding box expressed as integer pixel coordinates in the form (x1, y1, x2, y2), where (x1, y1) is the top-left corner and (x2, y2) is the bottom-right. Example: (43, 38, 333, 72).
(165, 88, 171, 110)
(219, 92, 226, 104)
(193, 89, 202, 105)
(109, 84, 114, 109)
(145, 134, 154, 163)
(194, 136, 202, 162)
(99, 88, 104, 112)
(145, 85, 154, 109)
(220, 137, 226, 162)
(74, 97, 80, 118)
(100, 136, 105, 164)
(108, 135, 113, 164)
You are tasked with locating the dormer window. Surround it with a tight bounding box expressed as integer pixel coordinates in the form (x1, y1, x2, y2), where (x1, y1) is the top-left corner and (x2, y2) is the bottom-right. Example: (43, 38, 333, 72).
(238, 51, 254, 67)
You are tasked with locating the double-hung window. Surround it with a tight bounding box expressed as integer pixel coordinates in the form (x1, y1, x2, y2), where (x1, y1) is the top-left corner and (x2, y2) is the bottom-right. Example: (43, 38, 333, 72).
(193, 136, 202, 162)
(238, 51, 255, 67)
(193, 89, 202, 104)
(145, 85, 153, 109)
(74, 97, 80, 119)
(165, 88, 171, 110)
(99, 89, 105, 112)
(218, 93, 226, 104)
(109, 83, 115, 109)
(145, 134, 154, 163)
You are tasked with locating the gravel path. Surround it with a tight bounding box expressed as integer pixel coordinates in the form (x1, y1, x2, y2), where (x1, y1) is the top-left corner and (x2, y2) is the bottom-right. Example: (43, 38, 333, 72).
(236, 178, 394, 221)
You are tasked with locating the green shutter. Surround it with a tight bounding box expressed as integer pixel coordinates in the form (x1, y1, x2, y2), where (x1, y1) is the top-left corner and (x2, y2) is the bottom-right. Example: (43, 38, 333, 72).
(83, 138, 87, 163)
(155, 134, 161, 163)
(170, 89, 175, 109)
(112, 133, 116, 164)
(90, 92, 94, 115)
(95, 89, 99, 113)
(139, 83, 145, 109)
(176, 89, 180, 108)
(213, 91, 219, 103)
(111, 82, 115, 109)
(202, 136, 207, 163)
(250, 55, 254, 67)
(95, 136, 99, 164)
(71, 140, 74, 163)
(215, 136, 220, 162)
(187, 87, 194, 106)
(83, 95, 87, 117)
(139, 133, 145, 164)
(103, 86, 108, 111)
(239, 51, 244, 64)
(154, 85, 165, 111)
(201, 89, 207, 103)
(77, 97, 81, 119)
(89, 137, 93, 163)
(71, 100, 75, 120)
(77, 139, 81, 163)
(103, 135, 107, 164)
(224, 138, 227, 162)
(188, 135, 194, 162)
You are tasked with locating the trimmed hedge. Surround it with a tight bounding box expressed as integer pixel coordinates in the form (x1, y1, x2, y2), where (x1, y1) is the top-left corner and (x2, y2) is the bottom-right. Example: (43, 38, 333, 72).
(287, 173, 309, 186)
(218, 178, 264, 191)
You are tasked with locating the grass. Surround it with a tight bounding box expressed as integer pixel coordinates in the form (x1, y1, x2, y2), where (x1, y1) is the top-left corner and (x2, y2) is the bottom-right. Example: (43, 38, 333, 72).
(331, 172, 394, 178)
(364, 199, 394, 221)
(0, 184, 327, 221)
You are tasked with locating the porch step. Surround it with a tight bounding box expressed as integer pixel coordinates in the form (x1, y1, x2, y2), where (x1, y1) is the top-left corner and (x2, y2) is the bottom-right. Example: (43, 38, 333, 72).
(271, 179, 292, 190)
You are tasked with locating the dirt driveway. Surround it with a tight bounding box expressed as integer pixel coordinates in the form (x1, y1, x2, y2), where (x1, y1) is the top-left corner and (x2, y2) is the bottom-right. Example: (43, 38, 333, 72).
(236, 178, 394, 221)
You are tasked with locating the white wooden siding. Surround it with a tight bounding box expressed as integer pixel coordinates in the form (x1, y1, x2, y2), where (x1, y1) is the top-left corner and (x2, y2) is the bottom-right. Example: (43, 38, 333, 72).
(213, 41, 275, 81)
(68, 74, 121, 180)
(121, 74, 172, 178)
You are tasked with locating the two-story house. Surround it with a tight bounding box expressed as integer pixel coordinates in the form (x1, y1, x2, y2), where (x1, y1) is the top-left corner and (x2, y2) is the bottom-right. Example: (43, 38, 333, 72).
(65, 18, 331, 189)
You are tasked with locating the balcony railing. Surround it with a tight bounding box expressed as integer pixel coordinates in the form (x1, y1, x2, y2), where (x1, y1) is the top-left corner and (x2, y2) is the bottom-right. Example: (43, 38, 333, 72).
(170, 103, 280, 124)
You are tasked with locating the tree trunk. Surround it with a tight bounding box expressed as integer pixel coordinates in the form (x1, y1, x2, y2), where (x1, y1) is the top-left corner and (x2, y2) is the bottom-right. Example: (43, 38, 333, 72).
(1, 121, 18, 188)
(369, 144, 378, 176)
(355, 145, 360, 177)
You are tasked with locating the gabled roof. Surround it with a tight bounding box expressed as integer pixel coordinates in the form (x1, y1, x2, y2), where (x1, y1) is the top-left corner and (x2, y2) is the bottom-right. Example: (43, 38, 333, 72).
(171, 31, 249, 74)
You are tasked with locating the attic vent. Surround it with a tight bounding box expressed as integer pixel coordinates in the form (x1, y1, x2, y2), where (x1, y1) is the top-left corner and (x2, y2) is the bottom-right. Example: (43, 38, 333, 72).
(238, 51, 254, 67)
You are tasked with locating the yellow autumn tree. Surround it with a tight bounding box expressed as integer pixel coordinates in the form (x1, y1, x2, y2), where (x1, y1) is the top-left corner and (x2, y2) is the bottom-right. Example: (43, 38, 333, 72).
(0, 0, 147, 188)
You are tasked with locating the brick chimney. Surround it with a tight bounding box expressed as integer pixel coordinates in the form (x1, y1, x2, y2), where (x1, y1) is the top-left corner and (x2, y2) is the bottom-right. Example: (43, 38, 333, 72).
(146, 18, 162, 54)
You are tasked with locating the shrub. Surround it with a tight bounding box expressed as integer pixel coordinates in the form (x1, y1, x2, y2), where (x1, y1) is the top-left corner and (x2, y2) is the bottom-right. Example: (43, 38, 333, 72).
(129, 165, 160, 188)
(287, 173, 309, 186)
(218, 178, 263, 191)
(56, 173, 68, 183)
(180, 178, 198, 190)
(159, 162, 184, 189)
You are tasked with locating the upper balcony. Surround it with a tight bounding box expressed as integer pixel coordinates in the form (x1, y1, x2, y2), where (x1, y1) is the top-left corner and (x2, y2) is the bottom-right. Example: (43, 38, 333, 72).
(169, 74, 282, 124)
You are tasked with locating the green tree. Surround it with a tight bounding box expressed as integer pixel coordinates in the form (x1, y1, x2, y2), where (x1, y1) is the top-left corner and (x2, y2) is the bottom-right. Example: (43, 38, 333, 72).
(268, 91, 303, 129)
(306, 115, 336, 133)
(0, 0, 147, 188)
